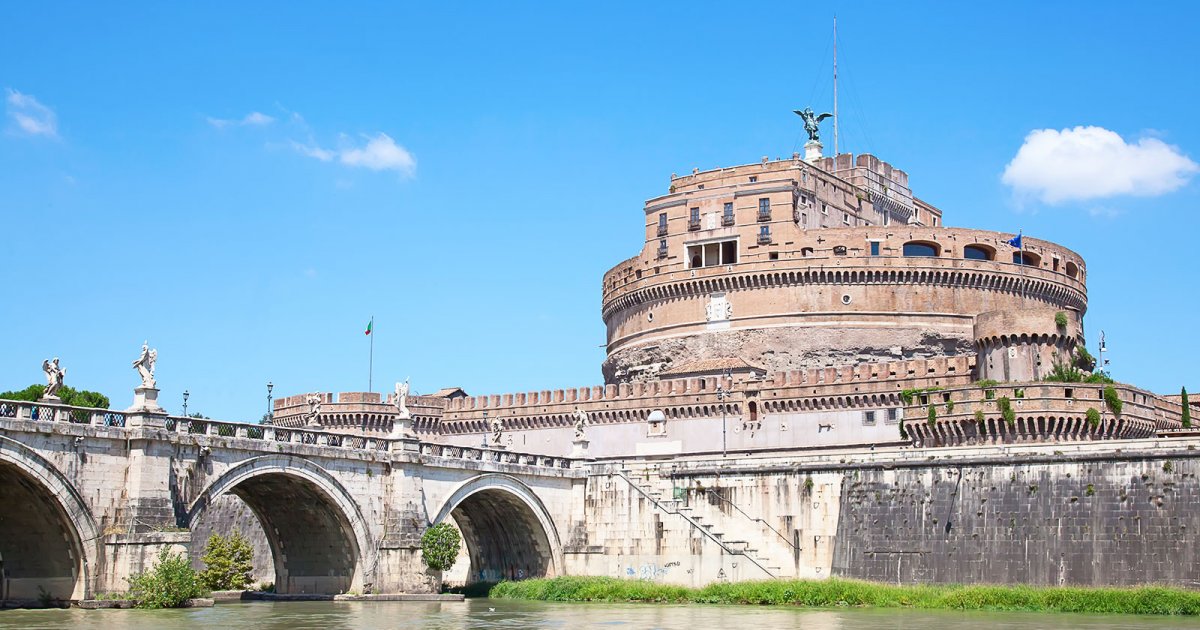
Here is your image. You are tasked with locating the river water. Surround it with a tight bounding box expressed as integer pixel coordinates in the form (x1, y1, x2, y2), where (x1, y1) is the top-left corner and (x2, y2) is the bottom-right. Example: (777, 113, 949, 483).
(1, 599, 1196, 629)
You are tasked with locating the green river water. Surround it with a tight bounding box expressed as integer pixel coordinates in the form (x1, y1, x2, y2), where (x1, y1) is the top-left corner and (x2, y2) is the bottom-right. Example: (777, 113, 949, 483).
(2, 599, 1198, 629)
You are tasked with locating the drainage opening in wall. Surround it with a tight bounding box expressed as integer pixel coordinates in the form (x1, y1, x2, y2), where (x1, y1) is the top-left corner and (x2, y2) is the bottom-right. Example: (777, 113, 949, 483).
(841, 294, 852, 305)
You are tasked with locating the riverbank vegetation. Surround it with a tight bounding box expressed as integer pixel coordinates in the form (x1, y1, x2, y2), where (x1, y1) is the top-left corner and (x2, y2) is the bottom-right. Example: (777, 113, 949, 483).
(490, 576, 1200, 616)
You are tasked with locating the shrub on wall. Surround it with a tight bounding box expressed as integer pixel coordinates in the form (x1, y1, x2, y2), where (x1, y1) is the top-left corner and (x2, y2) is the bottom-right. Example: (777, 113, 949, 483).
(1104, 386, 1122, 416)
(127, 548, 206, 609)
(1055, 311, 1069, 328)
(421, 522, 462, 572)
(199, 532, 254, 591)
(927, 405, 937, 425)
(997, 397, 1016, 426)
(945, 399, 955, 413)
(974, 409, 985, 428)
(1086, 407, 1101, 427)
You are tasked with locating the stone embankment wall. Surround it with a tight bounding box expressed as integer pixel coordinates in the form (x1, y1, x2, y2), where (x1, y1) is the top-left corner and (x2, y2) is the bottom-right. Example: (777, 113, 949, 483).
(594, 439, 1200, 588)
(830, 445, 1200, 587)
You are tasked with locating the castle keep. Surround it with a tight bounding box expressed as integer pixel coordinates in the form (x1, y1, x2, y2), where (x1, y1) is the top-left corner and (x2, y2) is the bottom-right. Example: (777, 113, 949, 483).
(273, 148, 1187, 455)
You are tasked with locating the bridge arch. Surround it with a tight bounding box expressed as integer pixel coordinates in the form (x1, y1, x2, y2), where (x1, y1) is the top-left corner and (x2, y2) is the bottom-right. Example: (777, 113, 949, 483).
(0, 436, 101, 602)
(431, 474, 561, 584)
(187, 455, 373, 595)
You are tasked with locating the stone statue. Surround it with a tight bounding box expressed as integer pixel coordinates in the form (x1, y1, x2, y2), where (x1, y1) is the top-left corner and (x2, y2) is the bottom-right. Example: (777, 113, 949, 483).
(41, 358, 65, 399)
(131, 342, 157, 389)
(305, 393, 323, 427)
(490, 415, 504, 445)
(394, 379, 410, 418)
(794, 107, 833, 143)
(573, 407, 589, 441)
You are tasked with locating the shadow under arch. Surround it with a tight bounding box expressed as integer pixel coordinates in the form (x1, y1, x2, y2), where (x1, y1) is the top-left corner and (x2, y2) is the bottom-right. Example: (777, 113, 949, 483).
(431, 474, 562, 584)
(0, 436, 101, 602)
(187, 455, 373, 594)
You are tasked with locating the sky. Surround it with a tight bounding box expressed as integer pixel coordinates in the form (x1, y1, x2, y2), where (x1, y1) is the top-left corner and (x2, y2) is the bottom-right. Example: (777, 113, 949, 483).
(2, 2, 1198, 421)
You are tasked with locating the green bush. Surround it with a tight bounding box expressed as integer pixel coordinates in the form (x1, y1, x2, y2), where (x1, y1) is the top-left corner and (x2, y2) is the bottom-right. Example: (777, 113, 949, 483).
(1182, 387, 1191, 429)
(1055, 311, 1069, 328)
(199, 532, 254, 591)
(900, 387, 943, 406)
(1074, 346, 1097, 372)
(1086, 407, 1101, 427)
(127, 547, 206, 609)
(0, 384, 110, 408)
(975, 379, 999, 389)
(1104, 386, 1122, 415)
(974, 409, 985, 428)
(998, 397, 1016, 426)
(926, 405, 937, 425)
(1084, 370, 1114, 384)
(945, 399, 955, 413)
(421, 522, 462, 572)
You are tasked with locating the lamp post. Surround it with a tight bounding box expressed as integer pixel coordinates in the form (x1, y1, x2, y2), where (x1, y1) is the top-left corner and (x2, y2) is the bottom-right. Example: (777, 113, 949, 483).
(716, 369, 732, 458)
(182, 390, 189, 417)
(266, 381, 274, 425)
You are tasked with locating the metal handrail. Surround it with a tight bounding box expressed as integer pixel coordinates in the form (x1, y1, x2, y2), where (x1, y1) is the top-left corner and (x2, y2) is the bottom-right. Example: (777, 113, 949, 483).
(701, 488, 798, 552)
(611, 467, 777, 578)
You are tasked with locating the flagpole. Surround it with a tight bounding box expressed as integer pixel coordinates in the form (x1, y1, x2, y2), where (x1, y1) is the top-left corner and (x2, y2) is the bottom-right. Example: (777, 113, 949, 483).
(368, 315, 374, 393)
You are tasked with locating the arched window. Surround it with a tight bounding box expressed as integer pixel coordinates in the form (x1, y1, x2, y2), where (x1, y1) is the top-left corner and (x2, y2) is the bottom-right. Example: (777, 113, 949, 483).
(1013, 251, 1041, 266)
(964, 244, 994, 261)
(748, 400, 758, 424)
(902, 241, 940, 257)
(801, 247, 814, 257)
(1065, 261, 1079, 278)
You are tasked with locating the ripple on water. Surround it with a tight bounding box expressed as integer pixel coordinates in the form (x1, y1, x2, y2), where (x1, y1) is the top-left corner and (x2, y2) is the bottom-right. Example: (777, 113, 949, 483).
(1, 599, 1197, 630)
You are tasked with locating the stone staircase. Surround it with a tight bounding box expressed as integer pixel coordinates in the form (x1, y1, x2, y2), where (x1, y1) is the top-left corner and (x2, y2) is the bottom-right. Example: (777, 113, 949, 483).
(612, 467, 782, 579)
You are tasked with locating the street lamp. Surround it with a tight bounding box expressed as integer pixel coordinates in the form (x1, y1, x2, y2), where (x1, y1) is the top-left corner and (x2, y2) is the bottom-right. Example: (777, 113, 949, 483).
(266, 381, 274, 425)
(182, 390, 190, 417)
(716, 369, 732, 458)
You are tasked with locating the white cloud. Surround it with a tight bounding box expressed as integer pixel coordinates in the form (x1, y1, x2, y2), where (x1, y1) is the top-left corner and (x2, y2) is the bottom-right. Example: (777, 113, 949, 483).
(289, 140, 334, 161)
(207, 111, 276, 129)
(1002, 126, 1198, 204)
(5, 88, 58, 138)
(292, 132, 416, 176)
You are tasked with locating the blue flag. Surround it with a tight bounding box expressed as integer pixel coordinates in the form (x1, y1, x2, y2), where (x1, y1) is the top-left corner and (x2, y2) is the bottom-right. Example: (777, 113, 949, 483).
(1007, 233, 1022, 249)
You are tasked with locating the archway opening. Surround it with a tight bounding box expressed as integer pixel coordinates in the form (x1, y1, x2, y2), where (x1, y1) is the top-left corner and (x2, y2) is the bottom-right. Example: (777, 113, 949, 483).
(0, 461, 83, 602)
(211, 472, 361, 595)
(447, 488, 554, 585)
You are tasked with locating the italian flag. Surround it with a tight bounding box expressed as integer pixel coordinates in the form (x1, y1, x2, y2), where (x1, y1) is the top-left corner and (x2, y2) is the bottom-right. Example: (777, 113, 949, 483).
(364, 318, 373, 336)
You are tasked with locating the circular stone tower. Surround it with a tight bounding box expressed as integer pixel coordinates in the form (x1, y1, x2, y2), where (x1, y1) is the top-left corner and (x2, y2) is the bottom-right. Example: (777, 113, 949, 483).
(600, 153, 1087, 383)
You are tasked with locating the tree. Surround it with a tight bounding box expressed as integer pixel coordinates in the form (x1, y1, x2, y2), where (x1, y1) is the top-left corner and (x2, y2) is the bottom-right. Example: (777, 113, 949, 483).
(0, 384, 110, 409)
(420, 523, 462, 572)
(199, 532, 255, 591)
(127, 547, 206, 608)
(1182, 387, 1191, 429)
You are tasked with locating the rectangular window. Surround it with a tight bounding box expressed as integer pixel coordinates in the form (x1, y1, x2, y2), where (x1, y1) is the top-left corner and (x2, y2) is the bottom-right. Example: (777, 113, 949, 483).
(843, 212, 850, 225)
(870, 241, 881, 256)
(758, 197, 771, 221)
(657, 239, 668, 258)
(688, 207, 700, 231)
(821, 203, 829, 215)
(749, 176, 758, 183)
(758, 225, 771, 244)
(722, 202, 734, 225)
(657, 213, 667, 236)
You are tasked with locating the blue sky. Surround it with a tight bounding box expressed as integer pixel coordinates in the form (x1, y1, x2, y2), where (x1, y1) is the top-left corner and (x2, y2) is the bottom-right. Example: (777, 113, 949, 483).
(2, 2, 1197, 420)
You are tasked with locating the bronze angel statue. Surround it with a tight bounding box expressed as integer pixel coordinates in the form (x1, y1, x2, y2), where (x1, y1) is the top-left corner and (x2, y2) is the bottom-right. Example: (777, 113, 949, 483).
(794, 107, 833, 142)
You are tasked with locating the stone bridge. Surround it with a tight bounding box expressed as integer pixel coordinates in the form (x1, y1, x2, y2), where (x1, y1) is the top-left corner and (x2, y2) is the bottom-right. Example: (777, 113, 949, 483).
(6, 397, 1200, 604)
(0, 399, 584, 601)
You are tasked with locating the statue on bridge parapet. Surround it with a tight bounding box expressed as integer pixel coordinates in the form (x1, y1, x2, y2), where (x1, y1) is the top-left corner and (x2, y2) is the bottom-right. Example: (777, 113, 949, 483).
(127, 342, 164, 413)
(304, 393, 324, 428)
(490, 414, 504, 446)
(573, 407, 589, 441)
(391, 379, 414, 439)
(41, 357, 65, 400)
(132, 342, 157, 389)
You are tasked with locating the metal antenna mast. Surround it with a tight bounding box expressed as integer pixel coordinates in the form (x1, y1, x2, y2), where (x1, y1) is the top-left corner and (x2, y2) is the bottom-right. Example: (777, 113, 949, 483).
(833, 16, 839, 157)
